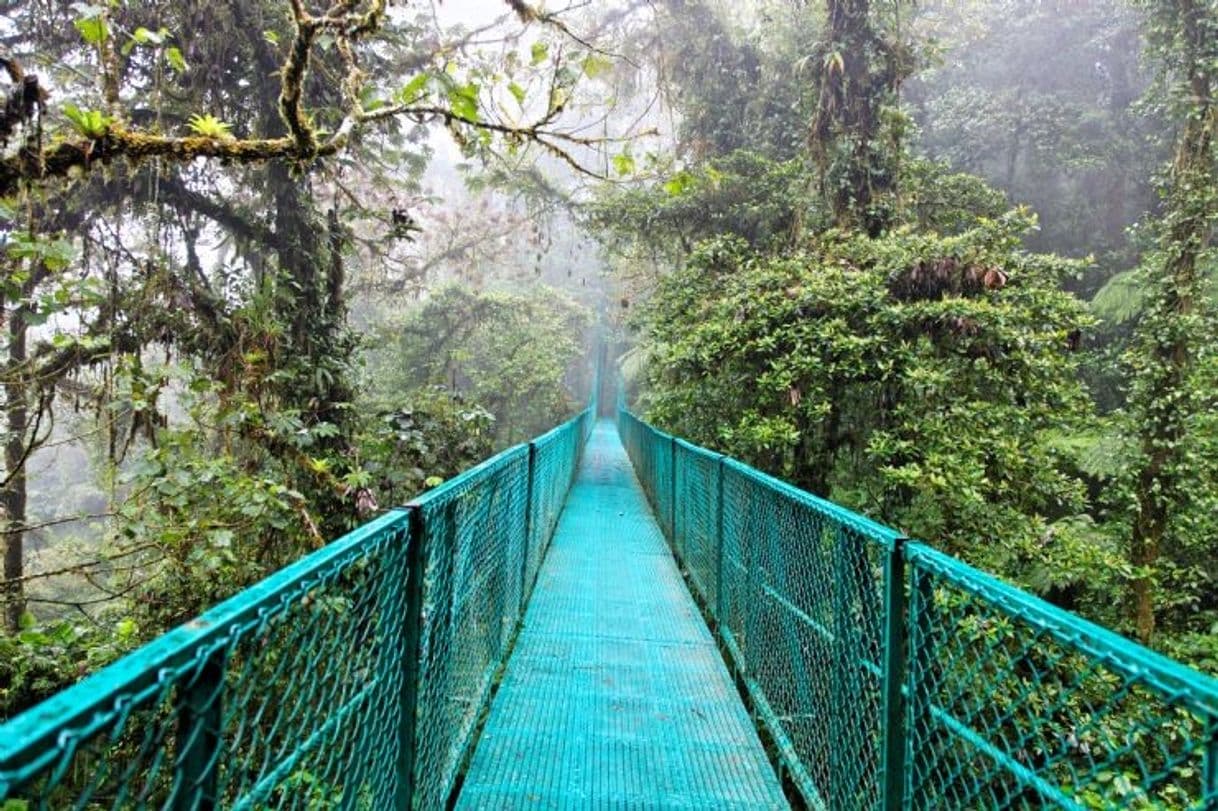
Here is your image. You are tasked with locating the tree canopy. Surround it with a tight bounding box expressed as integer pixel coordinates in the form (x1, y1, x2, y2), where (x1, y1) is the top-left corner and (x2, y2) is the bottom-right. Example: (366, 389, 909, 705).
(2, 0, 1218, 742)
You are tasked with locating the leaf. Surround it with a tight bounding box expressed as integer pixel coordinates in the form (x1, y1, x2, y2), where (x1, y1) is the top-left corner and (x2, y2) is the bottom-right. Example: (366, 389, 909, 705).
(187, 113, 234, 140)
(582, 54, 613, 80)
(132, 26, 164, 45)
(447, 83, 480, 121)
(662, 170, 695, 196)
(165, 46, 188, 74)
(263, 29, 280, 45)
(1090, 269, 1146, 324)
(612, 150, 636, 176)
(507, 81, 527, 106)
(530, 41, 549, 66)
(73, 7, 109, 46)
(6, 231, 78, 273)
(63, 104, 112, 137)
(398, 73, 430, 105)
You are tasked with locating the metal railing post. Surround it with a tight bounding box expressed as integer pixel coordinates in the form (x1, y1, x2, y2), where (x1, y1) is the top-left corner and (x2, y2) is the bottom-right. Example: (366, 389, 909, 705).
(174, 649, 224, 811)
(881, 537, 909, 810)
(394, 506, 428, 811)
(1204, 714, 1218, 803)
(520, 442, 538, 613)
(742, 488, 760, 680)
(714, 457, 726, 626)
(903, 552, 934, 806)
(672, 435, 682, 543)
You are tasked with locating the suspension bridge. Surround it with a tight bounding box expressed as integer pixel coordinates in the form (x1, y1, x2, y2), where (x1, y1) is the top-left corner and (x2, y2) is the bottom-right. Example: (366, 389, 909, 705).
(1, 402, 1217, 809)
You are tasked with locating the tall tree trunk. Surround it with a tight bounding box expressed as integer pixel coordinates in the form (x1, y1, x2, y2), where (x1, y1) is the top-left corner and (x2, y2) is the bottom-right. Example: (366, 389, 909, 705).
(2, 305, 28, 631)
(1129, 0, 1217, 644)
(810, 0, 909, 236)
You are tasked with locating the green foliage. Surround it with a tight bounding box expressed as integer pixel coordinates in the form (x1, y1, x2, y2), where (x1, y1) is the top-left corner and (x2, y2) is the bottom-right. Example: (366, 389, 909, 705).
(61, 105, 112, 138)
(1090, 268, 1148, 325)
(912, 0, 1159, 271)
(593, 152, 1018, 268)
(639, 213, 1099, 588)
(369, 284, 590, 446)
(114, 388, 321, 631)
(73, 6, 109, 46)
(898, 160, 1011, 235)
(0, 616, 139, 722)
(809, 0, 915, 235)
(355, 386, 494, 507)
(589, 151, 812, 259)
(1115, 0, 1218, 643)
(4, 231, 77, 272)
(643, 2, 814, 160)
(446, 82, 481, 122)
(186, 113, 234, 139)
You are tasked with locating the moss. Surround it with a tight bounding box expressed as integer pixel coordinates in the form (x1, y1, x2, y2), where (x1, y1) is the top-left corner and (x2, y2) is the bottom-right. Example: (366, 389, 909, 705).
(0, 129, 306, 197)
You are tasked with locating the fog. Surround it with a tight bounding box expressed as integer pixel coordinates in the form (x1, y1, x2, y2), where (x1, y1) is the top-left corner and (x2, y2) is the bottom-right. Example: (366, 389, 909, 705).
(1, 0, 1214, 706)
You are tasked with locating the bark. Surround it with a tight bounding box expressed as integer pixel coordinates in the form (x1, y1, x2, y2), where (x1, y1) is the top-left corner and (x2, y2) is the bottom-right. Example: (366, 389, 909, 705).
(810, 0, 908, 236)
(1130, 0, 1217, 644)
(2, 304, 27, 631)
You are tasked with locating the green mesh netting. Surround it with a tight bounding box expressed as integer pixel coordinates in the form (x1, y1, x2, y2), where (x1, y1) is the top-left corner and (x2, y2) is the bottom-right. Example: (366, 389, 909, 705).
(0, 409, 592, 810)
(619, 408, 1218, 810)
(0, 511, 413, 810)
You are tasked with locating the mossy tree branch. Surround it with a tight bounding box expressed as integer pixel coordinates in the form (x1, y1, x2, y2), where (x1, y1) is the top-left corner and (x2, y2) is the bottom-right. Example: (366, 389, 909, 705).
(0, 0, 631, 197)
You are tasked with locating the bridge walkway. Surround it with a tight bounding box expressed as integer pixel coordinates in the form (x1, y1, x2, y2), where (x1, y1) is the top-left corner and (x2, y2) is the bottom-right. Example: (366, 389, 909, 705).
(455, 420, 789, 809)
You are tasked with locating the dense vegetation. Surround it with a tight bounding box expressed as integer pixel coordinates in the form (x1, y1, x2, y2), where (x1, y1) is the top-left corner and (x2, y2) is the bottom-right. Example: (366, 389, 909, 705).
(592, 0, 1218, 672)
(1, 0, 1215, 740)
(0, 1, 606, 716)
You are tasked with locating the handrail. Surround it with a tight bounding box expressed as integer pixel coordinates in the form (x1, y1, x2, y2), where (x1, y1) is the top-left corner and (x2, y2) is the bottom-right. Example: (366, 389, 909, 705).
(0, 406, 595, 810)
(619, 407, 1218, 810)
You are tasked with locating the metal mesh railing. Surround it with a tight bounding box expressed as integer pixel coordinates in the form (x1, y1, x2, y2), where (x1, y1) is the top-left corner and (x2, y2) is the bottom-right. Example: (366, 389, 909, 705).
(524, 418, 587, 601)
(0, 511, 413, 811)
(905, 545, 1218, 810)
(619, 408, 1218, 810)
(0, 408, 593, 810)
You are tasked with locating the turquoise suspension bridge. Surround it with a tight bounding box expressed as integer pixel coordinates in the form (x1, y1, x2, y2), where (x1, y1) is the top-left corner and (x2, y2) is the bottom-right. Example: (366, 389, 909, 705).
(1, 403, 1217, 808)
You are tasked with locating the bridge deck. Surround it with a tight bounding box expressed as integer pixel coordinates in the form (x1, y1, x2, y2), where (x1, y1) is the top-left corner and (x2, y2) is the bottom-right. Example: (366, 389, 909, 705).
(456, 420, 788, 809)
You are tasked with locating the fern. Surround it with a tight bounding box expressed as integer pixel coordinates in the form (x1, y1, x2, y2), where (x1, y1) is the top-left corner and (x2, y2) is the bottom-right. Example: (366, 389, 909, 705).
(1046, 427, 1130, 480)
(1092, 258, 1218, 324)
(1090, 269, 1146, 324)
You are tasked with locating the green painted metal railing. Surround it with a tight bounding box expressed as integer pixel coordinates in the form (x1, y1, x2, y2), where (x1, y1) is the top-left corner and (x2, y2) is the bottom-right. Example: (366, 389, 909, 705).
(619, 408, 1218, 810)
(0, 407, 594, 810)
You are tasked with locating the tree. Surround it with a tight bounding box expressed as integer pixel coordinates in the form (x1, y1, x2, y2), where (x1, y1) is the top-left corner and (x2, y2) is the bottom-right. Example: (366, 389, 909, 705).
(594, 0, 1111, 612)
(910, 0, 1159, 274)
(637, 220, 1099, 586)
(810, 0, 913, 235)
(0, 0, 632, 636)
(1124, 0, 1218, 644)
(371, 284, 591, 446)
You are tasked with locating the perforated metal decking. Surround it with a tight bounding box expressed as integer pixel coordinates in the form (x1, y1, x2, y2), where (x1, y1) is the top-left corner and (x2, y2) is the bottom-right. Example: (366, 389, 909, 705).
(456, 420, 789, 809)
